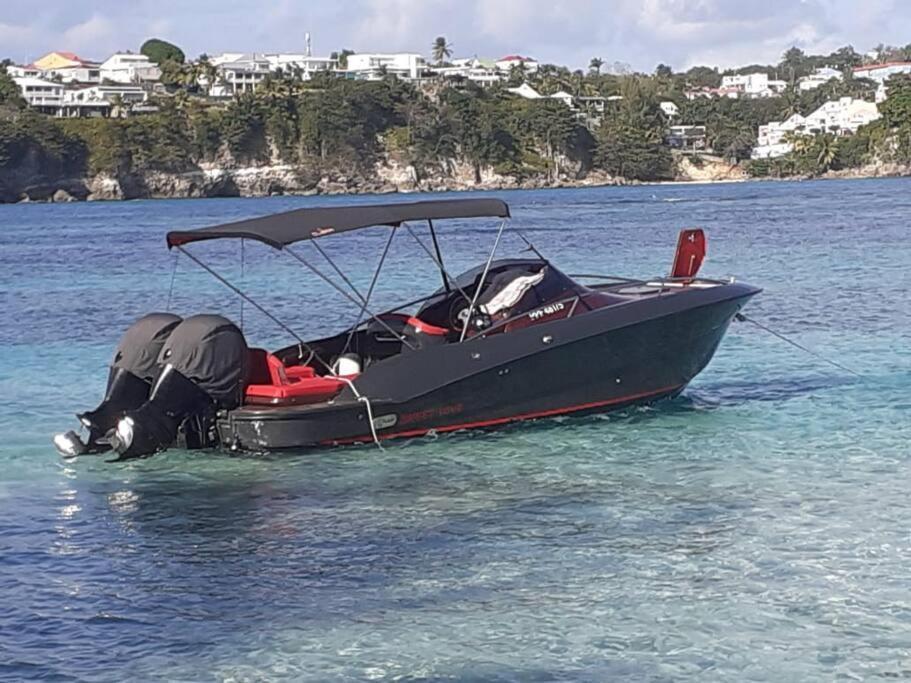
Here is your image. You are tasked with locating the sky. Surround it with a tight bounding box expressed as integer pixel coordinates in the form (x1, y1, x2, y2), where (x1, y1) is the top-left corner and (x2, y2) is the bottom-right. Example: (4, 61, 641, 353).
(1, 0, 909, 71)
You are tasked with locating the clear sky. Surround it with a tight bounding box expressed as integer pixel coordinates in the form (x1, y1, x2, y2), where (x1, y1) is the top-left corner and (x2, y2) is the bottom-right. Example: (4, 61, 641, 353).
(2, 0, 909, 70)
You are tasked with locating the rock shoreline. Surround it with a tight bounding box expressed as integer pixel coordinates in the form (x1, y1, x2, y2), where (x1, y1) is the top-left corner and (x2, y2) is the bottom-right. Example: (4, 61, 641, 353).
(4, 156, 908, 204)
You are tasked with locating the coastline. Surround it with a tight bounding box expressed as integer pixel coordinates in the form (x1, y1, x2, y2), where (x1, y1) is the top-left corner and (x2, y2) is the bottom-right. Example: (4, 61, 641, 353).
(4, 156, 909, 204)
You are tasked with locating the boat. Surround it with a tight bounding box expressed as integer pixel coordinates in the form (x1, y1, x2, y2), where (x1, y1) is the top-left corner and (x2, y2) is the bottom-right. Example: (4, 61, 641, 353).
(53, 198, 761, 460)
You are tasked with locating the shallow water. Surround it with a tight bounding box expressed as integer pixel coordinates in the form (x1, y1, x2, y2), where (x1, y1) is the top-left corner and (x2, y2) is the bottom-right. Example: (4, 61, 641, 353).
(1, 179, 910, 681)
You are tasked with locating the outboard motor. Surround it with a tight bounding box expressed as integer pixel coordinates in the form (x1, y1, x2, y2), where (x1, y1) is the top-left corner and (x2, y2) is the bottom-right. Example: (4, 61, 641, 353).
(109, 314, 248, 460)
(54, 313, 182, 457)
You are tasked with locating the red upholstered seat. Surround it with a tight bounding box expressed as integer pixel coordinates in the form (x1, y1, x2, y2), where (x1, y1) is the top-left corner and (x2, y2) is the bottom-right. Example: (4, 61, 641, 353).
(245, 350, 351, 406)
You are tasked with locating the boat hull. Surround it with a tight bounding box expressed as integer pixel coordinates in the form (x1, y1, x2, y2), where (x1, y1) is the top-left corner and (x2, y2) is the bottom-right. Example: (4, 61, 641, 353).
(218, 282, 759, 451)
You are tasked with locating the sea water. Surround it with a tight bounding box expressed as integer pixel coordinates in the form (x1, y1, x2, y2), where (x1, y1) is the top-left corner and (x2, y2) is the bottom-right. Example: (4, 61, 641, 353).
(0, 179, 909, 681)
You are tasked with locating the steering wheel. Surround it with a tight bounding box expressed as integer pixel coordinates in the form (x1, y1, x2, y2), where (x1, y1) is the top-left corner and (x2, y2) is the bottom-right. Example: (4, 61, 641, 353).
(448, 298, 469, 330)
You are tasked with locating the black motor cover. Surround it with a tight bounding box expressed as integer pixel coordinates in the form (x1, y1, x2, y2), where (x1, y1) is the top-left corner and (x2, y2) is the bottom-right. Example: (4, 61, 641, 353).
(58, 313, 182, 455)
(111, 315, 248, 459)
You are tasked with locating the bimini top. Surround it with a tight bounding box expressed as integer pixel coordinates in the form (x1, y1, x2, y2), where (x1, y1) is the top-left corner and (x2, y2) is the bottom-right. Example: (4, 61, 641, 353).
(166, 198, 511, 249)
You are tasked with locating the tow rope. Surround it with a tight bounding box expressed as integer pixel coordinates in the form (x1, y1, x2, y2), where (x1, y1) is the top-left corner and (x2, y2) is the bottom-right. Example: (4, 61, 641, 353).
(734, 313, 864, 378)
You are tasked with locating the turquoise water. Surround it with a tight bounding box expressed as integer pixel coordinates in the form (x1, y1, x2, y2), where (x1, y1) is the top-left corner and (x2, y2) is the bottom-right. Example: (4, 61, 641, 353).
(1, 180, 909, 681)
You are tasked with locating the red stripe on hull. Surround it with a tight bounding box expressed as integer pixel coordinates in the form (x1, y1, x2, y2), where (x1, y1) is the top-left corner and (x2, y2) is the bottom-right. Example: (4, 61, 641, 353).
(326, 383, 684, 445)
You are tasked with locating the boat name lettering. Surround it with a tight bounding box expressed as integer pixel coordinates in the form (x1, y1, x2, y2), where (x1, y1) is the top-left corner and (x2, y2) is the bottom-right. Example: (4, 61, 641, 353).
(399, 403, 464, 426)
(528, 302, 565, 320)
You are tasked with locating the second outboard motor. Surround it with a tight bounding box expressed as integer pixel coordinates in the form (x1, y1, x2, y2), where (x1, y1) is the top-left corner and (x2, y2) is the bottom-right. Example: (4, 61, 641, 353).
(53, 313, 182, 457)
(109, 314, 248, 460)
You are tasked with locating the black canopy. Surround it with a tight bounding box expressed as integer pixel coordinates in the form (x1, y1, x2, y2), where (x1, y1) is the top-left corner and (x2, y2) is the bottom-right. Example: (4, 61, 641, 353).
(166, 198, 511, 250)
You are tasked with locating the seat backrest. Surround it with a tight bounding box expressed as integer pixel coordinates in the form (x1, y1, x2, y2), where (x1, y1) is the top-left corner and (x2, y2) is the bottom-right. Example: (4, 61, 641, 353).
(247, 348, 288, 386)
(247, 348, 272, 386)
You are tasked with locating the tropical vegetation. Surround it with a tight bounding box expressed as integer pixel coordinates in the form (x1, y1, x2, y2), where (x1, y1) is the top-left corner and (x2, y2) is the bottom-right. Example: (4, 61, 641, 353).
(3, 39, 911, 200)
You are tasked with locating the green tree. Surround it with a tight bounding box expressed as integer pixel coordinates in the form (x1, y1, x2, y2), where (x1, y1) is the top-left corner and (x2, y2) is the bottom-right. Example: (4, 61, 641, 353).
(589, 57, 603, 75)
(655, 63, 673, 78)
(140, 38, 186, 65)
(879, 75, 911, 129)
(0, 63, 25, 108)
(431, 36, 453, 65)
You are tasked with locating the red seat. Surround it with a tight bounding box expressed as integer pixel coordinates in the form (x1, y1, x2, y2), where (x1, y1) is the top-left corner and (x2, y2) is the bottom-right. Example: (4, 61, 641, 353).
(245, 350, 352, 406)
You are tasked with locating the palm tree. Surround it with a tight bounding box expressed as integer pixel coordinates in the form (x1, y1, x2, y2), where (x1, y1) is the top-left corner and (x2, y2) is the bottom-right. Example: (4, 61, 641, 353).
(589, 57, 603, 75)
(432, 36, 453, 65)
(813, 133, 840, 171)
(778, 88, 800, 119)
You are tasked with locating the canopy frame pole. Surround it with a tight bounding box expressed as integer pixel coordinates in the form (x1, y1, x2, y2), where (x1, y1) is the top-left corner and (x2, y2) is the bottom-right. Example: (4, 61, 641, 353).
(285, 245, 416, 351)
(403, 223, 471, 303)
(239, 238, 245, 332)
(427, 219, 450, 293)
(175, 246, 334, 373)
(341, 226, 398, 356)
(513, 227, 547, 261)
(459, 219, 507, 343)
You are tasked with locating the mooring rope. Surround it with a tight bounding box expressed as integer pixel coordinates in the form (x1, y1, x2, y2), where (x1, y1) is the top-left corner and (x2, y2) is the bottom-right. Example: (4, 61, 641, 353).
(336, 376, 384, 451)
(735, 313, 864, 378)
(165, 250, 179, 311)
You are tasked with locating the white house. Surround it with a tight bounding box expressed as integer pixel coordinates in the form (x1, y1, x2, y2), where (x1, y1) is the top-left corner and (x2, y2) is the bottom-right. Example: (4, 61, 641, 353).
(852, 61, 911, 83)
(507, 83, 544, 99)
(430, 57, 503, 86)
(753, 114, 807, 158)
(13, 77, 65, 110)
(345, 53, 426, 80)
(685, 85, 743, 100)
(262, 53, 337, 77)
(495, 55, 539, 73)
(507, 83, 580, 109)
(804, 97, 880, 132)
(45, 63, 102, 84)
(209, 54, 273, 96)
(797, 67, 843, 92)
(7, 65, 42, 79)
(99, 53, 161, 84)
(720, 72, 787, 98)
(752, 97, 880, 159)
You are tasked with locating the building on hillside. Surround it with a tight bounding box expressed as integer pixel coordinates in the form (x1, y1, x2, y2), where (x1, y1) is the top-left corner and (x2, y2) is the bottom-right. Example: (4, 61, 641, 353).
(208, 54, 273, 96)
(752, 97, 880, 159)
(13, 77, 65, 113)
(345, 53, 426, 80)
(752, 113, 807, 159)
(578, 95, 608, 113)
(64, 83, 147, 109)
(99, 53, 161, 84)
(429, 57, 503, 86)
(797, 67, 843, 91)
(666, 125, 707, 150)
(44, 62, 102, 84)
(684, 85, 741, 100)
(262, 53, 337, 77)
(507, 83, 544, 99)
(32, 51, 89, 71)
(507, 83, 579, 109)
(23, 51, 102, 85)
(495, 55, 539, 73)
(549, 90, 575, 108)
(660, 101, 679, 118)
(720, 72, 787, 98)
(852, 61, 911, 82)
(6, 65, 42, 79)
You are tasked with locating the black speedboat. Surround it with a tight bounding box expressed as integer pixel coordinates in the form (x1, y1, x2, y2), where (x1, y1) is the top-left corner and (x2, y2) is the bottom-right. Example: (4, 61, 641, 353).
(54, 198, 760, 460)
